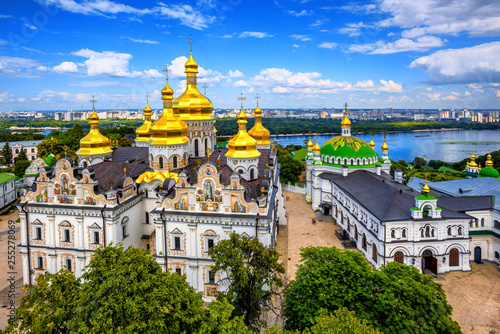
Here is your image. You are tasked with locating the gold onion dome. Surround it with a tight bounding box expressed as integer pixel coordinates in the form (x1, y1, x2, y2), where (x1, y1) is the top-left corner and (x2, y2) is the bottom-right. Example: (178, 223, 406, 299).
(307, 137, 314, 149)
(479, 154, 500, 178)
(313, 139, 321, 154)
(172, 50, 213, 121)
(369, 134, 375, 149)
(486, 154, 494, 168)
(423, 180, 430, 193)
(248, 101, 271, 145)
(469, 154, 478, 168)
(136, 98, 153, 142)
(225, 109, 261, 159)
(381, 138, 389, 152)
(149, 79, 189, 146)
(77, 109, 112, 156)
(341, 114, 351, 127)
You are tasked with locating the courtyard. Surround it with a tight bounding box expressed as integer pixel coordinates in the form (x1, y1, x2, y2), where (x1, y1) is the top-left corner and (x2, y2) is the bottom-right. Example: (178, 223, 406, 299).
(281, 190, 500, 334)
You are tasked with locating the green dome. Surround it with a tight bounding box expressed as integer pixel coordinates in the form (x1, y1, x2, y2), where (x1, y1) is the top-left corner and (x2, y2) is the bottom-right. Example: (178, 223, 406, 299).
(45, 154, 56, 166)
(320, 136, 378, 161)
(479, 167, 499, 178)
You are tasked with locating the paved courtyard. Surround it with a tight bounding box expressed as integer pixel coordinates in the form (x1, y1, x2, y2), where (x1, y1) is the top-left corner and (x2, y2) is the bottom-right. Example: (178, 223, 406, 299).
(282, 190, 500, 334)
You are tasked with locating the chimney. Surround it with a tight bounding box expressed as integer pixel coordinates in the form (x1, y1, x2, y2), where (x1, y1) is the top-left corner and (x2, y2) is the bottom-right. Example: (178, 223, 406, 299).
(376, 164, 381, 176)
(342, 165, 348, 177)
(394, 169, 403, 183)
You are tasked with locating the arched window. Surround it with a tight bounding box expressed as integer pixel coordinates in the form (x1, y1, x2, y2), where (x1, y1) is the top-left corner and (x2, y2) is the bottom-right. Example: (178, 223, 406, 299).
(194, 139, 199, 157)
(372, 244, 377, 263)
(394, 251, 404, 264)
(449, 248, 459, 266)
(481, 218, 485, 227)
(458, 226, 462, 235)
(447, 227, 452, 236)
(354, 225, 358, 241)
(431, 229, 435, 237)
(238, 169, 243, 174)
(402, 229, 406, 238)
(362, 234, 367, 250)
(173, 156, 178, 169)
(421, 229, 424, 237)
(250, 168, 255, 180)
(475, 219, 478, 227)
(158, 157, 164, 168)
(391, 229, 395, 238)
(205, 138, 208, 153)
(425, 226, 430, 237)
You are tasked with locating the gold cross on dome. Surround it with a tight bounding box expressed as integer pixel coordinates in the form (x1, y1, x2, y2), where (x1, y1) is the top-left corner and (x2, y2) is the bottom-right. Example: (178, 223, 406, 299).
(202, 83, 208, 96)
(255, 93, 260, 106)
(90, 95, 97, 109)
(238, 92, 246, 108)
(188, 35, 195, 51)
(344, 102, 349, 116)
(145, 91, 150, 103)
(162, 65, 170, 80)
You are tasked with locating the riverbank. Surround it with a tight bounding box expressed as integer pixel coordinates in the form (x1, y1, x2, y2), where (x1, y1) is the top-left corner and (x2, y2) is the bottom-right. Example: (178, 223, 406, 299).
(267, 128, 468, 138)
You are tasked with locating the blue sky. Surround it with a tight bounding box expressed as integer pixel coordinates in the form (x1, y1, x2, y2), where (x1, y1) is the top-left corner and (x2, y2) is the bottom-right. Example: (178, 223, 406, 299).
(1, 0, 500, 111)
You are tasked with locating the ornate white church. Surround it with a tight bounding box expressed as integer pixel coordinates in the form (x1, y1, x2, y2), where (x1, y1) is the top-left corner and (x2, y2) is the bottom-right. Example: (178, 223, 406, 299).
(19, 48, 286, 300)
(306, 109, 493, 274)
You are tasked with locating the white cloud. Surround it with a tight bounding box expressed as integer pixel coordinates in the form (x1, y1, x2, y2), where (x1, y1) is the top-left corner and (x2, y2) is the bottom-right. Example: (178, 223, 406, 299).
(36, 66, 50, 71)
(239, 31, 273, 38)
(311, 19, 329, 27)
(221, 34, 233, 39)
(228, 70, 244, 78)
(127, 37, 158, 44)
(38, 0, 214, 30)
(69, 80, 135, 87)
(53, 61, 79, 73)
(234, 80, 248, 87)
(319, 42, 338, 49)
(20, 46, 43, 53)
(0, 56, 39, 77)
(292, 44, 299, 48)
(289, 34, 311, 41)
(71, 48, 162, 78)
(168, 56, 221, 84)
(285, 9, 313, 17)
(337, 22, 369, 37)
(410, 42, 500, 84)
(349, 36, 444, 54)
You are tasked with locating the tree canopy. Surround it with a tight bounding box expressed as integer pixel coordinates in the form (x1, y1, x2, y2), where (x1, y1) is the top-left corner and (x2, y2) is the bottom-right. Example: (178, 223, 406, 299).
(211, 233, 285, 332)
(283, 246, 461, 334)
(1, 142, 12, 166)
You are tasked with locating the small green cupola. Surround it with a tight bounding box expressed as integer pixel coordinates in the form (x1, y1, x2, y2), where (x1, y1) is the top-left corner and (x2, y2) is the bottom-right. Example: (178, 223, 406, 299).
(411, 175, 442, 219)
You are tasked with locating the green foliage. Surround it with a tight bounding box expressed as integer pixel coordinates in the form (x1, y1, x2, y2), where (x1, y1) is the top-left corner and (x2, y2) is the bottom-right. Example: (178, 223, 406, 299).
(13, 146, 30, 177)
(118, 137, 132, 147)
(16, 147, 28, 162)
(0, 132, 44, 143)
(70, 245, 205, 333)
(275, 145, 305, 184)
(198, 298, 252, 334)
(411, 171, 464, 182)
(283, 247, 461, 334)
(37, 137, 64, 159)
(452, 149, 500, 172)
(1, 142, 12, 165)
(211, 233, 285, 332)
(4, 270, 80, 333)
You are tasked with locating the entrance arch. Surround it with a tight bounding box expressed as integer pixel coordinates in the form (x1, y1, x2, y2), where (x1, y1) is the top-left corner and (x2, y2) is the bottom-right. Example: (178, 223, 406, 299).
(474, 246, 482, 263)
(422, 249, 437, 274)
(394, 251, 404, 264)
(449, 248, 459, 267)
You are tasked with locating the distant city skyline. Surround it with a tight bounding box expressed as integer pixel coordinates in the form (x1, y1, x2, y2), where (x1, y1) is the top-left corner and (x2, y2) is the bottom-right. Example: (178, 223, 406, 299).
(1, 0, 500, 111)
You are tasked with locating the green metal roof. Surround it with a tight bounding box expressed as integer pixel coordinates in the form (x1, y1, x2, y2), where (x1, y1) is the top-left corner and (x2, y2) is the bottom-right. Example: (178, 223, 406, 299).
(0, 173, 16, 184)
(320, 135, 378, 159)
(479, 167, 500, 178)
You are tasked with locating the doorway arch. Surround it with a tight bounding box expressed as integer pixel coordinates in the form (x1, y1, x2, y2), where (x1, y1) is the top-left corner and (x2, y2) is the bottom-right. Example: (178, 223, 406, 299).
(474, 246, 482, 263)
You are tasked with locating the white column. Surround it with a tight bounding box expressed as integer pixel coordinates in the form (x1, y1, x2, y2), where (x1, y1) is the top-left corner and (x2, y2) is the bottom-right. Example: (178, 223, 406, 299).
(21, 254, 29, 285)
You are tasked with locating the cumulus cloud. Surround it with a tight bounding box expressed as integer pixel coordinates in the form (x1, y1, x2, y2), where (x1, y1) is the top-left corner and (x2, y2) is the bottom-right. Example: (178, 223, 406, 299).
(234, 80, 249, 87)
(228, 70, 244, 78)
(409, 42, 500, 84)
(239, 31, 273, 38)
(168, 56, 221, 84)
(0, 56, 39, 77)
(71, 48, 162, 78)
(349, 36, 444, 54)
(53, 61, 79, 73)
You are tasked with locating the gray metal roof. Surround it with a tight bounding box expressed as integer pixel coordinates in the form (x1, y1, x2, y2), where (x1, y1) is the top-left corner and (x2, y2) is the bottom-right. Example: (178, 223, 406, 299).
(0, 140, 43, 147)
(319, 171, 482, 222)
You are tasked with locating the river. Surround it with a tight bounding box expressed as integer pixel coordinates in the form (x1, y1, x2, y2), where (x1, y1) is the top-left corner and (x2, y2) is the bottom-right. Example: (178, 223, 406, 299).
(271, 130, 500, 163)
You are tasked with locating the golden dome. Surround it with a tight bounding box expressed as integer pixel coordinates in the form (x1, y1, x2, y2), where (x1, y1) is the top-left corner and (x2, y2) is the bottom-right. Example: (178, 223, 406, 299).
(423, 181, 430, 193)
(307, 136, 313, 149)
(369, 134, 375, 149)
(341, 115, 351, 127)
(469, 154, 478, 168)
(486, 154, 494, 168)
(225, 109, 261, 159)
(172, 51, 213, 121)
(381, 138, 389, 152)
(149, 79, 189, 146)
(136, 100, 153, 142)
(136, 170, 179, 184)
(77, 109, 112, 156)
(248, 102, 271, 145)
(313, 139, 321, 154)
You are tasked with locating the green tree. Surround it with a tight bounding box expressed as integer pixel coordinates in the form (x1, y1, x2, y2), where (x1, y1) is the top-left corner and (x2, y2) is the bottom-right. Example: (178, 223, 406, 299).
(13, 146, 30, 177)
(70, 244, 205, 333)
(278, 154, 304, 185)
(283, 247, 461, 334)
(37, 137, 64, 159)
(198, 298, 252, 334)
(1, 142, 12, 166)
(16, 146, 28, 162)
(211, 233, 285, 332)
(413, 157, 427, 169)
(4, 270, 80, 333)
(118, 136, 132, 147)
